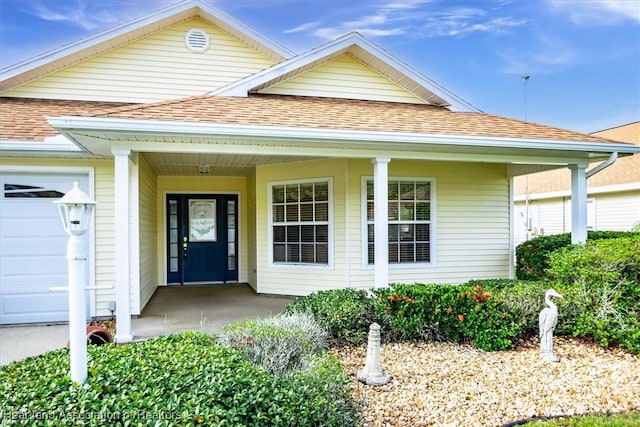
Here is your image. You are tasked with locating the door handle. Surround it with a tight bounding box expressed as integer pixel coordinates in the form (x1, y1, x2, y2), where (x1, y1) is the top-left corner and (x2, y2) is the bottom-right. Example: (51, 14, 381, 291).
(183, 236, 188, 258)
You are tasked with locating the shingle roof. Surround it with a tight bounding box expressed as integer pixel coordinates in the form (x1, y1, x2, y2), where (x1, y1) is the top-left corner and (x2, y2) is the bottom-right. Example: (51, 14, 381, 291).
(1, 94, 630, 147)
(514, 122, 640, 195)
(0, 97, 130, 140)
(88, 94, 615, 143)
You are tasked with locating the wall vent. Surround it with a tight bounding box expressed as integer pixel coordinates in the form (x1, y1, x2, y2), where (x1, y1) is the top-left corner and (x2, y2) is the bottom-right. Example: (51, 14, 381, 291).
(185, 28, 210, 53)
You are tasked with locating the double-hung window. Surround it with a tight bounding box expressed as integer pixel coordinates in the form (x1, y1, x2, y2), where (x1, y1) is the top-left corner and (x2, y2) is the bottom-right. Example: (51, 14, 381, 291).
(366, 179, 433, 264)
(271, 179, 330, 265)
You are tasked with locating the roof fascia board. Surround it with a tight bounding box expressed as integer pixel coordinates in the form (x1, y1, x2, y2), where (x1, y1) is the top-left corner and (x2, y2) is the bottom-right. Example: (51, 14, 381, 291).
(48, 116, 640, 156)
(0, 136, 82, 152)
(95, 138, 587, 165)
(211, 32, 476, 111)
(1, 0, 293, 83)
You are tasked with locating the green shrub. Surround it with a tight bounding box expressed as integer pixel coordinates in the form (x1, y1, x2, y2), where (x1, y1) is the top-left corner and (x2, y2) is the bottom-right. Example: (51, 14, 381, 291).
(549, 236, 640, 354)
(287, 283, 524, 351)
(516, 231, 638, 280)
(0, 332, 361, 426)
(217, 313, 328, 376)
(284, 288, 376, 345)
(468, 279, 549, 336)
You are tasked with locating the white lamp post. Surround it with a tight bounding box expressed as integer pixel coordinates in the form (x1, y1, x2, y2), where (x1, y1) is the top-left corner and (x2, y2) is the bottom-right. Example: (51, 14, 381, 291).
(54, 182, 96, 384)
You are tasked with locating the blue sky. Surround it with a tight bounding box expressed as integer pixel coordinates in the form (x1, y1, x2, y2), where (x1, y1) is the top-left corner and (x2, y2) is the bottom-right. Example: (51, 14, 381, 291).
(1, 0, 638, 133)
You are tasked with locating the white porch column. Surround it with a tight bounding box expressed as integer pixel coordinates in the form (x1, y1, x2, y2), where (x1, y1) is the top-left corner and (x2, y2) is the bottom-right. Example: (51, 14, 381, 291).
(372, 157, 390, 288)
(113, 148, 133, 343)
(569, 164, 588, 244)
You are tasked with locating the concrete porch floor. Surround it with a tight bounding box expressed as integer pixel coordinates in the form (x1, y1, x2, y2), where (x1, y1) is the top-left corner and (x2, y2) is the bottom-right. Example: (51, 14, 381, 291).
(0, 284, 291, 365)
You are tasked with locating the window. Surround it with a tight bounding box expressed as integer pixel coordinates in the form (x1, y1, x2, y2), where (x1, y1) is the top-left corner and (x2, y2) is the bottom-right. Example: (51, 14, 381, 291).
(271, 179, 330, 265)
(3, 183, 64, 198)
(366, 179, 433, 264)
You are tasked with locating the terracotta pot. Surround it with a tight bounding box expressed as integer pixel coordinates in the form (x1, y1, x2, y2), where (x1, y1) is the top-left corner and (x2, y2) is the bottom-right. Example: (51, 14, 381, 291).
(66, 325, 114, 347)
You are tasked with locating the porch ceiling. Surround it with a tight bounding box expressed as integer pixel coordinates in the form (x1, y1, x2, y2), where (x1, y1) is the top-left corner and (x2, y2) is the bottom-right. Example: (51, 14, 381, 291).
(143, 152, 321, 176)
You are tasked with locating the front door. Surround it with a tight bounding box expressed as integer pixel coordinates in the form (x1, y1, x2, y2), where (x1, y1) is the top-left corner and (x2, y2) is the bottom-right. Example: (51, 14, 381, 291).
(166, 194, 238, 284)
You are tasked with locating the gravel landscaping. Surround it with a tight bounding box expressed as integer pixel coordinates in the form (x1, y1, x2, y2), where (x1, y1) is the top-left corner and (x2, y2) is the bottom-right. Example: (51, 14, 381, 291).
(333, 336, 640, 427)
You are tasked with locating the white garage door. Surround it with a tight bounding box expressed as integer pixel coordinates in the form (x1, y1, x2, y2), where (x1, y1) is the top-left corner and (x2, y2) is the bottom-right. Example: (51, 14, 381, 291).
(0, 173, 90, 324)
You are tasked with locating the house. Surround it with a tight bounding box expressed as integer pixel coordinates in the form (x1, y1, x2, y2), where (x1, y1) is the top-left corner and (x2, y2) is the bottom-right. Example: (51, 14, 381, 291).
(514, 122, 640, 244)
(1, 0, 638, 341)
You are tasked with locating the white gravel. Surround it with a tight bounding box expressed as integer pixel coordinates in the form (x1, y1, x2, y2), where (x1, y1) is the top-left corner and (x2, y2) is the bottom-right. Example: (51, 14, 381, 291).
(332, 336, 640, 427)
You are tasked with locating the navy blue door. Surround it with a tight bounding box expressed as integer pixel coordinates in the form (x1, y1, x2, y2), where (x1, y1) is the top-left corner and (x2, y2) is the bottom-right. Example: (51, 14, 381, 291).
(166, 194, 238, 284)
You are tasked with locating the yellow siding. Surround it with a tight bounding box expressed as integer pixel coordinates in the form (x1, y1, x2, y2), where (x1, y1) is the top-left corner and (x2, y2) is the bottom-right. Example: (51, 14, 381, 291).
(156, 176, 248, 284)
(138, 154, 158, 311)
(260, 54, 426, 104)
(0, 157, 117, 317)
(247, 170, 258, 289)
(349, 160, 511, 287)
(4, 19, 276, 102)
(255, 158, 510, 295)
(255, 159, 347, 295)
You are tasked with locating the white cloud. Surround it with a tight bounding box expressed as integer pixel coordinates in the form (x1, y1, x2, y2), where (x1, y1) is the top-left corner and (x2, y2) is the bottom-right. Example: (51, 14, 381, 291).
(21, 0, 173, 31)
(546, 0, 640, 25)
(305, 2, 524, 41)
(283, 21, 322, 34)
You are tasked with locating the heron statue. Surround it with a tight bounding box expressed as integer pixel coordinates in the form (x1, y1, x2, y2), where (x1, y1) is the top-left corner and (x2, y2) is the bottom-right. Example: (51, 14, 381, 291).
(539, 288, 563, 362)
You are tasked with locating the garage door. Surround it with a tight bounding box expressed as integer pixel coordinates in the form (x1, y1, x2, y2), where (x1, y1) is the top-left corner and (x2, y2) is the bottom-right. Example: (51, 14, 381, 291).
(0, 173, 90, 324)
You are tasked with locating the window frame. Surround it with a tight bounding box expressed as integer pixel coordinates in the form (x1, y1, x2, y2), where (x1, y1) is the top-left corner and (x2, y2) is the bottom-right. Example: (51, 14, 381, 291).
(268, 177, 333, 269)
(361, 176, 436, 268)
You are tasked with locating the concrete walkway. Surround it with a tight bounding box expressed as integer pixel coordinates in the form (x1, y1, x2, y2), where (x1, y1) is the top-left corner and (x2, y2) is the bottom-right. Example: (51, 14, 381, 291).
(0, 284, 291, 365)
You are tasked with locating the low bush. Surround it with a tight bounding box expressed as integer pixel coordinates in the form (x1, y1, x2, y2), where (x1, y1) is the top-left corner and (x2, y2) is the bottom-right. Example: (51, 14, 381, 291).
(0, 332, 361, 426)
(217, 313, 328, 376)
(286, 283, 524, 351)
(549, 236, 640, 354)
(515, 231, 637, 280)
(284, 288, 376, 345)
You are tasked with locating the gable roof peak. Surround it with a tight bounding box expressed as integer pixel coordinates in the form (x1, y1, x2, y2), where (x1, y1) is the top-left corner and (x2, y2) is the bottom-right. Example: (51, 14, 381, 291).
(1, 0, 294, 91)
(213, 30, 479, 112)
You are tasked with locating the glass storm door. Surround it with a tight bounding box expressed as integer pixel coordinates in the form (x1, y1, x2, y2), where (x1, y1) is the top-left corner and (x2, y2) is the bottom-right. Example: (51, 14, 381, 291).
(166, 194, 238, 284)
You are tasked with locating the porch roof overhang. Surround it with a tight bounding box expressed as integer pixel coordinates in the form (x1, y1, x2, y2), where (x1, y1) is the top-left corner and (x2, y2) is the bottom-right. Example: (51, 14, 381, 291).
(48, 116, 640, 177)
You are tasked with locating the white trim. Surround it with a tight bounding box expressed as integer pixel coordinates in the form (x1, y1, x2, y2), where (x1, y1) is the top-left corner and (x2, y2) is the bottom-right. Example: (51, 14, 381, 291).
(49, 116, 640, 157)
(0, 165, 97, 318)
(0, 136, 82, 152)
(361, 175, 436, 271)
(130, 153, 141, 316)
(267, 177, 334, 270)
(113, 148, 133, 343)
(509, 177, 515, 279)
(570, 164, 588, 244)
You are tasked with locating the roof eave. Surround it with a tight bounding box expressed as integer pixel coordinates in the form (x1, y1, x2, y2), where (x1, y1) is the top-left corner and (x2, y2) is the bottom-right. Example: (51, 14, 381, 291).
(48, 116, 640, 161)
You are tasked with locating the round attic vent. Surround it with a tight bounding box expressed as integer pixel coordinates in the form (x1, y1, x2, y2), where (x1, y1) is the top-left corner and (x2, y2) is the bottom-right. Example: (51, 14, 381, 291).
(185, 28, 210, 53)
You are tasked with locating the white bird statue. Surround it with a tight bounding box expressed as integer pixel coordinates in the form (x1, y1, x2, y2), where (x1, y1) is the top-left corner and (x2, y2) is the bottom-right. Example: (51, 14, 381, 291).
(539, 288, 563, 362)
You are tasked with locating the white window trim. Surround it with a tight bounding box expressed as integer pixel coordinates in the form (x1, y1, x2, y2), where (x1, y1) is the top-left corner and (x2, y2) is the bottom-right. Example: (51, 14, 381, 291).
(267, 177, 334, 270)
(361, 176, 436, 269)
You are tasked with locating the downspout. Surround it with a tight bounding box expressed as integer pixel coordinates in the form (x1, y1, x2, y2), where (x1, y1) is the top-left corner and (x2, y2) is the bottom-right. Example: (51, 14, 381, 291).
(586, 152, 618, 179)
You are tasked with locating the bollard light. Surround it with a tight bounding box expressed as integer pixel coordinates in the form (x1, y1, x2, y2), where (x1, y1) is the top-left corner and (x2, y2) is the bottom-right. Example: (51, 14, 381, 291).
(54, 182, 96, 384)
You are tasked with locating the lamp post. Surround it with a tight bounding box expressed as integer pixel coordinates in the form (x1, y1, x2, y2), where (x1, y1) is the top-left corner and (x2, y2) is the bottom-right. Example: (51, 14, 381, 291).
(54, 182, 96, 384)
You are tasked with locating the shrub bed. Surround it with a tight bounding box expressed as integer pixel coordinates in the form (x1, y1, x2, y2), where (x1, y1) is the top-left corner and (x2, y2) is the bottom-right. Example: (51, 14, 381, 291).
(286, 237, 638, 356)
(0, 332, 361, 426)
(515, 231, 637, 280)
(549, 235, 640, 354)
(286, 282, 529, 351)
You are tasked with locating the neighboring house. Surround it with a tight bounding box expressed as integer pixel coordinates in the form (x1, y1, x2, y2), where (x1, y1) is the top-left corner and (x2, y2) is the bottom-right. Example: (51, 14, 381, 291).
(1, 1, 638, 339)
(514, 122, 640, 244)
